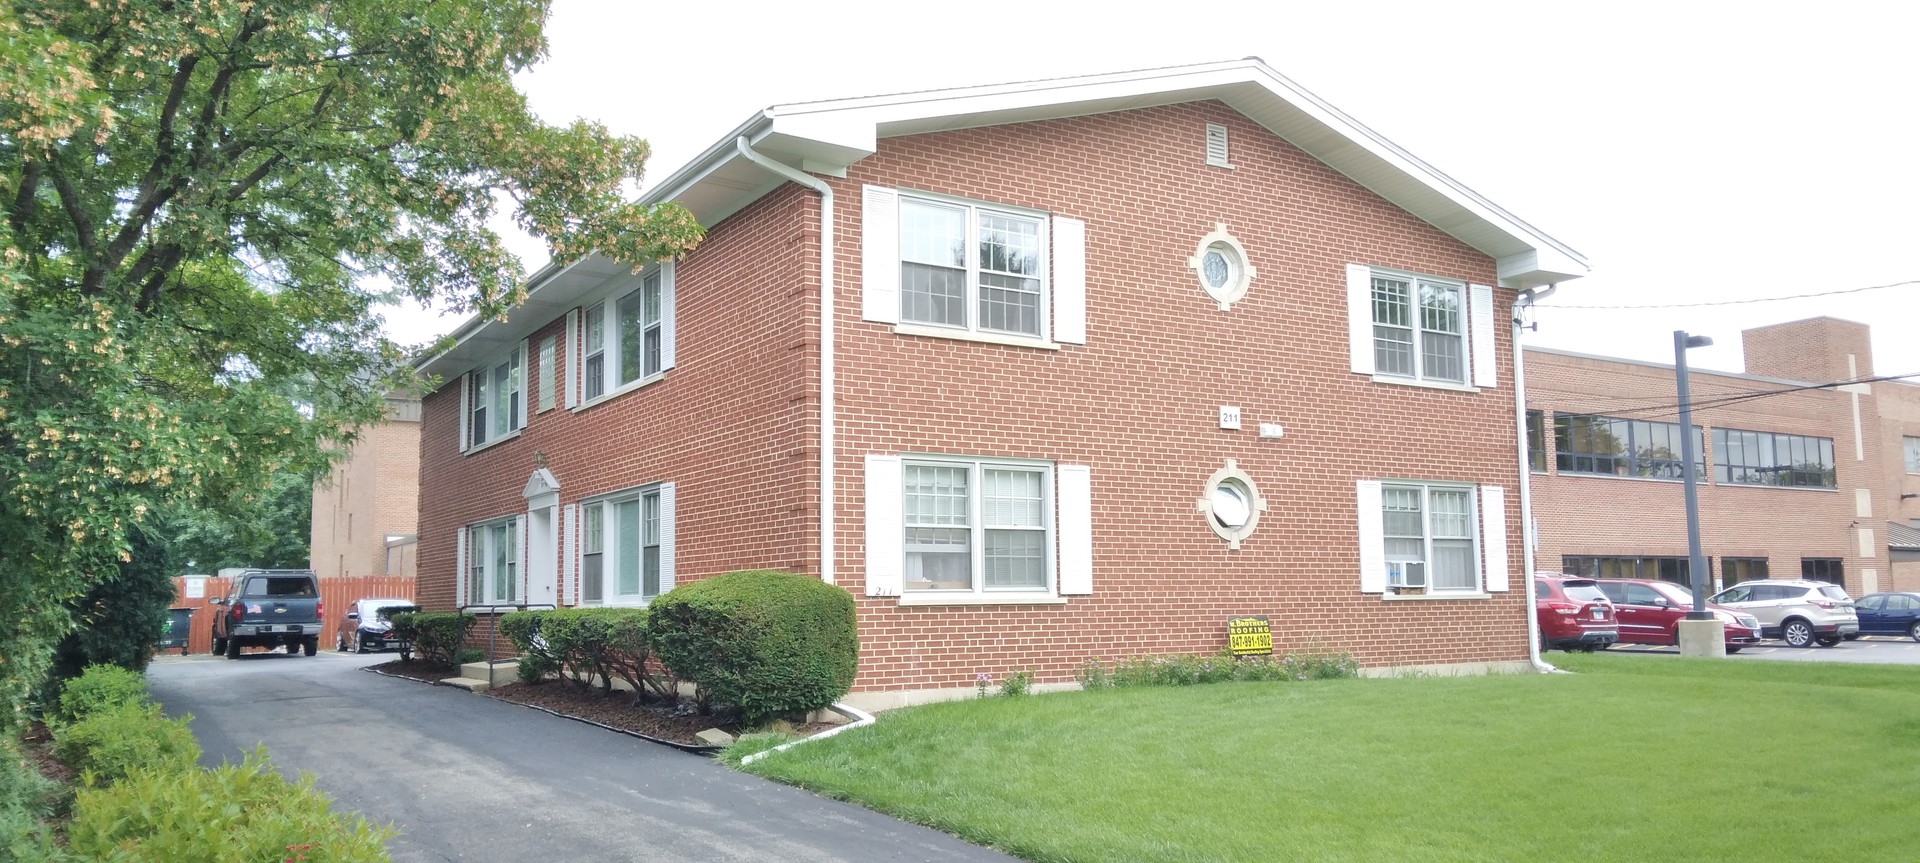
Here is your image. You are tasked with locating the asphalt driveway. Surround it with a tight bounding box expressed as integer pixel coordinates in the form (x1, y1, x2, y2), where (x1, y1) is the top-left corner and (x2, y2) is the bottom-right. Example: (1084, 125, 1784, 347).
(147, 651, 1014, 863)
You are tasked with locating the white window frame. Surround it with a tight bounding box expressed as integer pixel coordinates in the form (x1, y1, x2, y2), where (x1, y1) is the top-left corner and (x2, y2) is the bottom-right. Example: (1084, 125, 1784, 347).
(578, 483, 670, 607)
(896, 191, 1051, 343)
(901, 456, 1054, 597)
(1380, 481, 1480, 594)
(1371, 269, 1467, 386)
(576, 261, 674, 409)
(464, 516, 520, 607)
(466, 345, 525, 452)
(1904, 436, 1920, 474)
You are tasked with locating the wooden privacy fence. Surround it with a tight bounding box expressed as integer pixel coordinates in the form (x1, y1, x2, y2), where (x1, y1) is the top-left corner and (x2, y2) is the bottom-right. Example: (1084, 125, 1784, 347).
(170, 575, 416, 656)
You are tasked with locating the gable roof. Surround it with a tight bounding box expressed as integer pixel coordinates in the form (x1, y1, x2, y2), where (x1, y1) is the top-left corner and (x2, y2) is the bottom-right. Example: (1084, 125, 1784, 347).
(420, 58, 1586, 379)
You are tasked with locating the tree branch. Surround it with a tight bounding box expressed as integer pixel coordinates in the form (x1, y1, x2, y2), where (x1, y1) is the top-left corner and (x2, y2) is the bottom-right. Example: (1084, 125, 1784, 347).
(8, 161, 42, 236)
(48, 165, 101, 284)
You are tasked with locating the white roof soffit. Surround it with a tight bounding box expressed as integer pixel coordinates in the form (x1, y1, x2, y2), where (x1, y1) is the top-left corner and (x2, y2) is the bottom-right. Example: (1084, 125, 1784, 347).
(421, 59, 1586, 381)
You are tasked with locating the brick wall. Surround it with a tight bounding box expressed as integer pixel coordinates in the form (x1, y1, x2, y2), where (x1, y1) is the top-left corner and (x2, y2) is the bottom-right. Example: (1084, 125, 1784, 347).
(416, 101, 1533, 697)
(311, 403, 420, 579)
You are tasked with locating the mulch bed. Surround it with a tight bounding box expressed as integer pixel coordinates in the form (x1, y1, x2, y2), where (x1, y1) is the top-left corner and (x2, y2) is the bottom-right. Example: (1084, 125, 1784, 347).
(20, 722, 73, 786)
(365, 658, 464, 683)
(486, 681, 838, 749)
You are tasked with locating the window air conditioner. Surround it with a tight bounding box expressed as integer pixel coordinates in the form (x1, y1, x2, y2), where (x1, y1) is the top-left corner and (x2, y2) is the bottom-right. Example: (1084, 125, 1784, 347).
(1387, 561, 1428, 588)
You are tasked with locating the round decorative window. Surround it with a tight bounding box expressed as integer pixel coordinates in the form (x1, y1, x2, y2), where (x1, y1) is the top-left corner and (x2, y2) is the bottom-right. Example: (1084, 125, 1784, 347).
(1186, 223, 1256, 311)
(1197, 459, 1267, 549)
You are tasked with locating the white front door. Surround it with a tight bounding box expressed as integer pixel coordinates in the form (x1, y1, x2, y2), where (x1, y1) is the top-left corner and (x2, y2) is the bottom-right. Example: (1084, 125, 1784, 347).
(527, 505, 558, 606)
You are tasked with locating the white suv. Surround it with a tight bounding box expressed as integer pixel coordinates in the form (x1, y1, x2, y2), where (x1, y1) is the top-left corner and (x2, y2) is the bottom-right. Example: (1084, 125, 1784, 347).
(1709, 580, 1859, 648)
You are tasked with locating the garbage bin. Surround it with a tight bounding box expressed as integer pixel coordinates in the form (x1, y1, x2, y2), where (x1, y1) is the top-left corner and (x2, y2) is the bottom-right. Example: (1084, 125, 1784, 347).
(159, 607, 193, 655)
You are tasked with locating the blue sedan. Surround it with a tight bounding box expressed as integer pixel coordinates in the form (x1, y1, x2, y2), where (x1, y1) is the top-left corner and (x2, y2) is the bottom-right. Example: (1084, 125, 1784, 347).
(1853, 593, 1920, 641)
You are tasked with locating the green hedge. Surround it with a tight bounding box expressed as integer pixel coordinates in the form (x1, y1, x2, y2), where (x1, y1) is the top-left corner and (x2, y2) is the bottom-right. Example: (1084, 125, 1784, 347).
(649, 570, 857, 725)
(54, 664, 149, 724)
(53, 702, 200, 787)
(387, 611, 474, 668)
(498, 608, 677, 701)
(1074, 649, 1361, 688)
(66, 749, 391, 862)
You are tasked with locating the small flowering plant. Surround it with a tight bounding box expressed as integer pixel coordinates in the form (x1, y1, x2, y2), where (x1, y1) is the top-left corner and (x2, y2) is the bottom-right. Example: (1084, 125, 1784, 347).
(975, 671, 993, 699)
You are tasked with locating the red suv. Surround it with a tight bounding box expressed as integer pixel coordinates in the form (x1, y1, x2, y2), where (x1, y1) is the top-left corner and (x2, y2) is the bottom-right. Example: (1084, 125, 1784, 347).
(1592, 578, 1763, 652)
(1535, 575, 1619, 651)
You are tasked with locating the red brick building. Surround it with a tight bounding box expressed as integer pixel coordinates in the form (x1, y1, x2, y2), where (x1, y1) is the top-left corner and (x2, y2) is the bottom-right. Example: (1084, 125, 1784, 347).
(1528, 317, 1920, 598)
(414, 60, 1588, 708)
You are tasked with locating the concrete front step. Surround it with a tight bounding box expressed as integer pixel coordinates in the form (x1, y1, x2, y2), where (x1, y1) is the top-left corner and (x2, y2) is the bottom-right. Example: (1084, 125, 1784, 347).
(443, 677, 491, 693)
(458, 659, 519, 688)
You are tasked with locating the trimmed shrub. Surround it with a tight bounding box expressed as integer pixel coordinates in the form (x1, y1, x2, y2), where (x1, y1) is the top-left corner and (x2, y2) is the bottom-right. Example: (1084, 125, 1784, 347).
(66, 748, 391, 862)
(52, 702, 200, 787)
(649, 570, 857, 725)
(43, 525, 177, 704)
(54, 663, 151, 724)
(387, 611, 473, 668)
(499, 608, 673, 700)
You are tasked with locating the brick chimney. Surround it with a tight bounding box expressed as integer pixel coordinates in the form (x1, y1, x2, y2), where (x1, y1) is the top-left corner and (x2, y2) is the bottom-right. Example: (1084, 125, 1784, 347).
(1742, 317, 1874, 383)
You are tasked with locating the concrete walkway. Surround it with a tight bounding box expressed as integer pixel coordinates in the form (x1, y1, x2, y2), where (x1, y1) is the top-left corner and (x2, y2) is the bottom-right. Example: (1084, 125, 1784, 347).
(148, 651, 1015, 863)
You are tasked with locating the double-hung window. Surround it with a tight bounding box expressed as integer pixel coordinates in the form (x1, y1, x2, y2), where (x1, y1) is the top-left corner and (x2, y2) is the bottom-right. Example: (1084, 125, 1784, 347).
(898, 196, 1047, 338)
(577, 263, 674, 406)
(466, 349, 523, 449)
(464, 517, 518, 606)
(902, 459, 1050, 594)
(1372, 274, 1464, 383)
(1381, 483, 1477, 592)
(578, 484, 675, 605)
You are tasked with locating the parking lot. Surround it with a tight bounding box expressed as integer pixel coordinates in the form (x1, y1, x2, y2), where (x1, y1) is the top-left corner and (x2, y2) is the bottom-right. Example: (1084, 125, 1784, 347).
(1602, 635, 1920, 665)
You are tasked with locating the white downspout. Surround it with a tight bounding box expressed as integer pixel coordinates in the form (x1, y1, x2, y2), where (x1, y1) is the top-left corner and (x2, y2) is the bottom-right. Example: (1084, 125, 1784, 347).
(735, 137, 836, 585)
(1513, 283, 1558, 673)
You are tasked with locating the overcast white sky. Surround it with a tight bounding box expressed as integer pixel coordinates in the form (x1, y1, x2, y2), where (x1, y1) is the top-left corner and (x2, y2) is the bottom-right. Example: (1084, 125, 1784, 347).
(383, 0, 1920, 381)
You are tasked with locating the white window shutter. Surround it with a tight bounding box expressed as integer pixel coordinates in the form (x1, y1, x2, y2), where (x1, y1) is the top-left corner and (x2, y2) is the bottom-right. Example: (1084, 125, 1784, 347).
(865, 455, 904, 596)
(561, 504, 577, 606)
(1356, 480, 1386, 593)
(1470, 284, 1497, 388)
(661, 260, 678, 371)
(457, 373, 471, 452)
(1480, 485, 1510, 592)
(517, 339, 530, 429)
(455, 527, 468, 609)
(658, 482, 677, 594)
(1057, 464, 1093, 595)
(563, 309, 579, 409)
(861, 186, 900, 324)
(1051, 216, 1087, 345)
(1347, 264, 1374, 375)
(516, 516, 529, 604)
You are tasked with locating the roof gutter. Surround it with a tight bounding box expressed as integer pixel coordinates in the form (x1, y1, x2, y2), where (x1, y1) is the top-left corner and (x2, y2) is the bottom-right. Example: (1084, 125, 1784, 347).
(733, 137, 837, 586)
(1513, 283, 1559, 673)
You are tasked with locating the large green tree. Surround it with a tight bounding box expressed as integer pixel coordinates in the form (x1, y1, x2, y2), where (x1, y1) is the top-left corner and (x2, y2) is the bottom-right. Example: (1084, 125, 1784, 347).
(0, 0, 702, 727)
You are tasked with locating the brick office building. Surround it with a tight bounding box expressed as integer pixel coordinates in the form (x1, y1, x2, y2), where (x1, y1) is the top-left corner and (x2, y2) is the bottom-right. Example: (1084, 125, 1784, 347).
(311, 393, 422, 580)
(412, 59, 1589, 708)
(1528, 316, 1920, 597)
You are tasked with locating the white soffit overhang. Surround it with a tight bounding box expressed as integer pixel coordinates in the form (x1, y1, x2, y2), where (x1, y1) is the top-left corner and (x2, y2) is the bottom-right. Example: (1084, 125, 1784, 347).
(419, 58, 1586, 381)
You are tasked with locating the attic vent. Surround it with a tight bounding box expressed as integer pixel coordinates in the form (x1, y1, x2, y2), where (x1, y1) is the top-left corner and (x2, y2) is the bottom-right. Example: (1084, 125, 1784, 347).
(1205, 124, 1231, 168)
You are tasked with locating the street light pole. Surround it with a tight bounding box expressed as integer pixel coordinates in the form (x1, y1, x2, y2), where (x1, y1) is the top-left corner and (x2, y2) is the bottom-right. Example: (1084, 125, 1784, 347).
(1674, 330, 1713, 621)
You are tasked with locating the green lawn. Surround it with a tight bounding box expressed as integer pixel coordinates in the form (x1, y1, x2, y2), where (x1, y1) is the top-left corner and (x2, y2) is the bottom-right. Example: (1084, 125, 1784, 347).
(740, 655, 1920, 862)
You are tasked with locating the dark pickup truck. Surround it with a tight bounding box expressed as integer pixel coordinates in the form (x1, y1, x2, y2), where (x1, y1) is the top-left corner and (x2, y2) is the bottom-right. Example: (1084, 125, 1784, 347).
(211, 570, 324, 658)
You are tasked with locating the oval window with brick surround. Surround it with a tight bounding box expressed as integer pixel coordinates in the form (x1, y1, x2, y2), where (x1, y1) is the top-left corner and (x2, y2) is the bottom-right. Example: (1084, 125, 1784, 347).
(1198, 459, 1267, 549)
(1186, 224, 1255, 311)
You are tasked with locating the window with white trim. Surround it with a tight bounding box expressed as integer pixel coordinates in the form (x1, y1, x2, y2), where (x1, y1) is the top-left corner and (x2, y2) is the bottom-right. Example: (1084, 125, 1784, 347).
(1903, 436, 1920, 474)
(1373, 274, 1464, 383)
(578, 263, 674, 405)
(903, 459, 1050, 593)
(579, 484, 672, 605)
(1382, 483, 1478, 592)
(899, 195, 1047, 338)
(466, 517, 518, 606)
(468, 350, 523, 447)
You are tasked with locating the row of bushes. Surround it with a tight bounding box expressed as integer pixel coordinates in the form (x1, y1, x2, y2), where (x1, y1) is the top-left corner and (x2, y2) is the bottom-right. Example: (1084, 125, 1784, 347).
(5, 665, 392, 862)
(386, 611, 475, 667)
(1075, 649, 1361, 688)
(497, 570, 859, 726)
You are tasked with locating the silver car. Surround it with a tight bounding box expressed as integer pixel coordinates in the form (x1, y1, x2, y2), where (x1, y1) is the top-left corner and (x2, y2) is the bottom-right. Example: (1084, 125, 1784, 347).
(1709, 580, 1858, 648)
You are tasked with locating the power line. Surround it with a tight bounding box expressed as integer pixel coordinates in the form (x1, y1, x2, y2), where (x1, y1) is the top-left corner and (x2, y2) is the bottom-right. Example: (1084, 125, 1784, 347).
(1543, 372, 1920, 425)
(1534, 279, 1920, 311)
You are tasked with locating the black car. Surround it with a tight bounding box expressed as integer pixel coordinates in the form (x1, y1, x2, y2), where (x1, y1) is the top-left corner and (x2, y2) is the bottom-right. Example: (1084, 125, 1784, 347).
(336, 598, 418, 653)
(1853, 592, 1920, 641)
